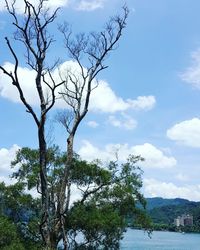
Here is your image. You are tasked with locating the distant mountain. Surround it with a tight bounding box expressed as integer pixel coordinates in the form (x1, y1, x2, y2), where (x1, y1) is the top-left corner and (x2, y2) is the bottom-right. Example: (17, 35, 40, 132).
(145, 197, 200, 226)
(145, 197, 196, 210)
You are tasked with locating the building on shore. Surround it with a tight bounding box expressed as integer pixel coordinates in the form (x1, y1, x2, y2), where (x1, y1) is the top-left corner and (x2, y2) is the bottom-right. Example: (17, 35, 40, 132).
(174, 214, 193, 227)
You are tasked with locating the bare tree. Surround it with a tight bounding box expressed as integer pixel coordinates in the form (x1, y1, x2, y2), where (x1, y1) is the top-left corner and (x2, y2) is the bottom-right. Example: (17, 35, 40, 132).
(57, 6, 129, 249)
(0, 0, 64, 248)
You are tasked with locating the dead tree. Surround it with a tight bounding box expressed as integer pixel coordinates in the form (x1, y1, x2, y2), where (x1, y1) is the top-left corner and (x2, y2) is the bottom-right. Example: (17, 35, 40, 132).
(57, 6, 129, 249)
(0, 0, 64, 248)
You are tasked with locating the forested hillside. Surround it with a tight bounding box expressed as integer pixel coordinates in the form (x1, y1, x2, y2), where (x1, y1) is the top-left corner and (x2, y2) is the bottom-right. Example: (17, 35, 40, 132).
(144, 198, 200, 232)
(146, 197, 194, 210)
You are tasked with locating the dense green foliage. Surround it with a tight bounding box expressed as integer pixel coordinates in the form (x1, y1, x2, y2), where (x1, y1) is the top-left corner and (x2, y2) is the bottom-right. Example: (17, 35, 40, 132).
(0, 147, 150, 249)
(0, 182, 42, 249)
(0, 215, 25, 250)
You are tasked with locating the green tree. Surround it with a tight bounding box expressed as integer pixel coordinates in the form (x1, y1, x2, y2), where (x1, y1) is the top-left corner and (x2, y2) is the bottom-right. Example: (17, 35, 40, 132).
(9, 146, 151, 249)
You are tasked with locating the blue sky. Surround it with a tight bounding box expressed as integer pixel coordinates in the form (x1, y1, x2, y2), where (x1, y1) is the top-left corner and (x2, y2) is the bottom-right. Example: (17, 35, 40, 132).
(1, 0, 200, 201)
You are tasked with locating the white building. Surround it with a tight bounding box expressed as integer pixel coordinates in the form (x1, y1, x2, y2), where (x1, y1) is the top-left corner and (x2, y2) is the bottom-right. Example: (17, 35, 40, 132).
(174, 214, 193, 227)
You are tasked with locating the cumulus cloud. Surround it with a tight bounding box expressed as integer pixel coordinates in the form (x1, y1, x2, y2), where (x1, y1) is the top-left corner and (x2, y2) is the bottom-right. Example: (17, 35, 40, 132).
(0, 0, 69, 13)
(87, 120, 99, 128)
(75, 0, 105, 11)
(0, 144, 20, 185)
(132, 143, 177, 168)
(167, 118, 200, 147)
(78, 140, 110, 162)
(0, 61, 86, 107)
(90, 81, 156, 113)
(78, 141, 177, 168)
(0, 61, 156, 113)
(90, 81, 129, 112)
(127, 96, 156, 111)
(180, 48, 200, 89)
(143, 178, 200, 201)
(108, 113, 137, 130)
(0, 62, 39, 105)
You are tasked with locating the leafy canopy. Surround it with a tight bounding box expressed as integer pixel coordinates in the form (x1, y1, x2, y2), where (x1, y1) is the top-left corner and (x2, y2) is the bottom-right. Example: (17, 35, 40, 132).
(0, 146, 151, 249)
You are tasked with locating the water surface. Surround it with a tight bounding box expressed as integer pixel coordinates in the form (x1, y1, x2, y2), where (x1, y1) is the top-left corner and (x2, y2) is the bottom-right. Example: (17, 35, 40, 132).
(121, 229, 200, 250)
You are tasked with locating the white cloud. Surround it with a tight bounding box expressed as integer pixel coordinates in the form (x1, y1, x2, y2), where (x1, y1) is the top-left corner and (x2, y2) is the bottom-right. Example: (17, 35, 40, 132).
(167, 118, 200, 147)
(0, 144, 20, 185)
(132, 143, 177, 168)
(127, 96, 156, 111)
(180, 48, 200, 89)
(78, 141, 177, 169)
(0, 0, 106, 13)
(78, 140, 110, 162)
(176, 173, 189, 182)
(0, 61, 156, 113)
(75, 0, 105, 11)
(0, 61, 85, 108)
(108, 113, 137, 130)
(90, 81, 129, 113)
(87, 120, 99, 128)
(0, 0, 69, 13)
(90, 81, 156, 113)
(143, 178, 200, 201)
(0, 62, 39, 106)
(108, 116, 121, 127)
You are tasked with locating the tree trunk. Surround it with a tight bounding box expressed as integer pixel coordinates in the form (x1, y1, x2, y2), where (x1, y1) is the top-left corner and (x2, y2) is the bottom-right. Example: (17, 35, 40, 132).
(56, 134, 74, 250)
(38, 125, 51, 247)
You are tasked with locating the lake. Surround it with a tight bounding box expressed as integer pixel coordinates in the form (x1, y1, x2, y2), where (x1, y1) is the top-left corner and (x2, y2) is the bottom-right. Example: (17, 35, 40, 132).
(120, 229, 200, 250)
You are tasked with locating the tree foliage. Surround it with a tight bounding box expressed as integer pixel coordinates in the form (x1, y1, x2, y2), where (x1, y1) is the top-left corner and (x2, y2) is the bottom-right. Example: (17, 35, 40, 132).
(0, 182, 41, 249)
(2, 146, 151, 249)
(0, 215, 25, 250)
